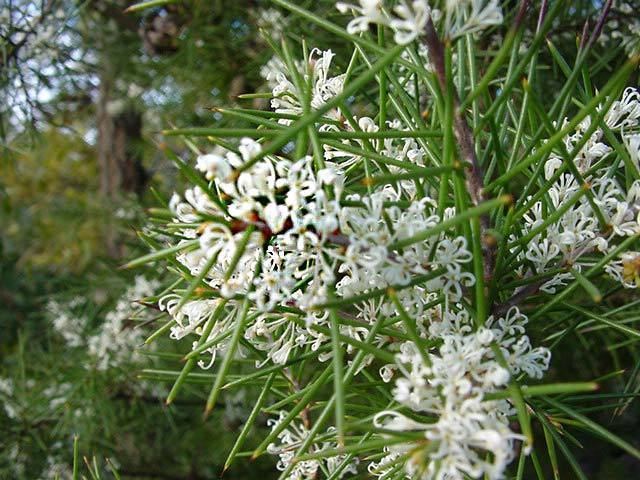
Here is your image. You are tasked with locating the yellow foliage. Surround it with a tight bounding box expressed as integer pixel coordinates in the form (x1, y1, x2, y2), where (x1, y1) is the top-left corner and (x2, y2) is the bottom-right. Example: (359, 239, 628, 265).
(1, 129, 114, 272)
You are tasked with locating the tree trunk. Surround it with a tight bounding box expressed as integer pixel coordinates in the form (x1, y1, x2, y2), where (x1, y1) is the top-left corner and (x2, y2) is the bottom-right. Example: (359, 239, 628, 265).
(96, 72, 148, 257)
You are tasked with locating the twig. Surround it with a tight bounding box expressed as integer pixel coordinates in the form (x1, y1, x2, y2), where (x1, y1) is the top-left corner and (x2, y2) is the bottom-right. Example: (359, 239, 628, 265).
(536, 0, 549, 34)
(422, 17, 496, 283)
(491, 281, 544, 317)
(585, 0, 614, 51)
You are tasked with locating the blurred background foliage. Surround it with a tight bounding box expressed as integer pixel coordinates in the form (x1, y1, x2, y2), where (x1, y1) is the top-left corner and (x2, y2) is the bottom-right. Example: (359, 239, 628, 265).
(2, 128, 103, 271)
(0, 0, 290, 478)
(1, 0, 639, 479)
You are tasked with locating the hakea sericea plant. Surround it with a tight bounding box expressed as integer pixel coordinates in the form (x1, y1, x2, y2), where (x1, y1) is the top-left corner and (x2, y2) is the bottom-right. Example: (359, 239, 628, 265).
(128, 0, 640, 479)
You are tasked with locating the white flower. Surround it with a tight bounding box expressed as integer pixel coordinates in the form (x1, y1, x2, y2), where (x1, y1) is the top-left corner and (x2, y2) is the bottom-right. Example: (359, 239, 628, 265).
(266, 412, 358, 479)
(278, 156, 319, 209)
(374, 410, 429, 431)
(336, 0, 435, 45)
(389, 1, 433, 45)
(264, 202, 290, 233)
(48, 300, 85, 348)
(444, 0, 503, 38)
(83, 277, 161, 370)
(544, 156, 563, 180)
(336, 0, 388, 34)
(198, 224, 233, 260)
(374, 306, 549, 479)
(270, 49, 345, 123)
(606, 87, 640, 130)
(239, 137, 262, 163)
(435, 237, 472, 273)
(379, 364, 396, 383)
(525, 239, 560, 271)
(487, 365, 510, 386)
(368, 447, 407, 479)
(195, 152, 232, 181)
(622, 130, 640, 172)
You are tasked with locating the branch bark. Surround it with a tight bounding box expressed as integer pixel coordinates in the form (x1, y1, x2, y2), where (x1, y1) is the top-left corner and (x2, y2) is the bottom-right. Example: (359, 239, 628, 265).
(422, 17, 497, 284)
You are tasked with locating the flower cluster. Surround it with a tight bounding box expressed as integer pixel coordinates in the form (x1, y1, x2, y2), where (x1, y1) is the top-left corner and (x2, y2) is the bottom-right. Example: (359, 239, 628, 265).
(514, 87, 640, 294)
(336, 0, 502, 44)
(0, 377, 18, 420)
(442, 0, 503, 38)
(152, 26, 556, 479)
(1, 375, 77, 478)
(254, 7, 289, 41)
(267, 411, 358, 480)
(48, 296, 87, 347)
(270, 48, 345, 124)
(48, 276, 159, 370)
(88, 276, 160, 370)
(337, 0, 435, 44)
(373, 306, 550, 479)
(133, 1, 640, 479)
(39, 455, 73, 480)
(597, 2, 640, 57)
(165, 129, 476, 370)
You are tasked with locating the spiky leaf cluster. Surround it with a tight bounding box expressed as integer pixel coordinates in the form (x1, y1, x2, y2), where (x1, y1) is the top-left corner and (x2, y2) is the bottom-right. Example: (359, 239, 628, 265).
(131, 1, 640, 479)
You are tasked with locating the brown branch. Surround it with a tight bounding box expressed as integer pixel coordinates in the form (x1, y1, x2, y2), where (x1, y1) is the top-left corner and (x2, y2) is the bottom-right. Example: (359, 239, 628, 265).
(0, 0, 55, 70)
(578, 18, 591, 52)
(585, 0, 614, 51)
(536, 0, 549, 34)
(513, 0, 531, 31)
(491, 281, 544, 317)
(422, 17, 497, 283)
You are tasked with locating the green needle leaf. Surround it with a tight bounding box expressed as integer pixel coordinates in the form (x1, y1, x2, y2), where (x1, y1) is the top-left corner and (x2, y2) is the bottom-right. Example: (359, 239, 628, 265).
(166, 300, 228, 405)
(543, 396, 640, 461)
(389, 196, 512, 250)
(224, 373, 276, 472)
(205, 299, 251, 416)
(237, 44, 406, 172)
(329, 308, 346, 444)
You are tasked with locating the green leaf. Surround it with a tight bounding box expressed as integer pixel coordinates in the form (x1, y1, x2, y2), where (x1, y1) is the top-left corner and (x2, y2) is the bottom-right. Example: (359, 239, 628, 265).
(166, 300, 228, 405)
(119, 239, 199, 270)
(205, 299, 252, 415)
(543, 396, 640, 460)
(565, 303, 640, 340)
(163, 127, 282, 138)
(389, 196, 512, 250)
(329, 308, 346, 444)
(72, 435, 79, 480)
(535, 410, 589, 480)
(252, 366, 333, 458)
(237, 43, 406, 172)
(486, 382, 598, 400)
(224, 373, 276, 472)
